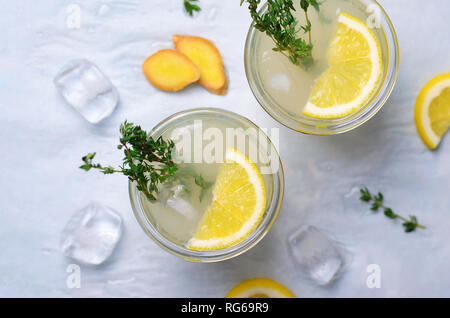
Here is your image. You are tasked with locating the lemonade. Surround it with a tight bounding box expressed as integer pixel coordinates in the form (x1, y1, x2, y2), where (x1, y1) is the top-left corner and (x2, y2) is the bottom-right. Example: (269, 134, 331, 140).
(245, 0, 398, 134)
(130, 109, 284, 260)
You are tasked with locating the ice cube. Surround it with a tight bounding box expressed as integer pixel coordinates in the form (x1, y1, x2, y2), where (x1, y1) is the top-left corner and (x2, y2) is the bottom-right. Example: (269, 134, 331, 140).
(54, 59, 119, 123)
(288, 226, 348, 285)
(60, 202, 122, 265)
(166, 184, 197, 220)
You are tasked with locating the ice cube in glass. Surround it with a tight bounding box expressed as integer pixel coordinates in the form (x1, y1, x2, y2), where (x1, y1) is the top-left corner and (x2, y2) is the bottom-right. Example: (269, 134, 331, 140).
(60, 202, 122, 265)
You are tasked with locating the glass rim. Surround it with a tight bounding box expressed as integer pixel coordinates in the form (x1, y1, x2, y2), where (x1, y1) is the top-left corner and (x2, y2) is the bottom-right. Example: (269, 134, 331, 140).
(129, 108, 285, 262)
(244, 0, 400, 135)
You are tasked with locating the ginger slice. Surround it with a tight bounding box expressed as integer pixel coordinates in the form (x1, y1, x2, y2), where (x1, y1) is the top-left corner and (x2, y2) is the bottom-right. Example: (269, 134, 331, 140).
(142, 49, 200, 92)
(173, 35, 227, 95)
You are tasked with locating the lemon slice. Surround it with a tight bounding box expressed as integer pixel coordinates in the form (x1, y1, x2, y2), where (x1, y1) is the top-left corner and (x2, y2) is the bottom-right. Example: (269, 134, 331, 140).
(226, 278, 295, 298)
(303, 13, 382, 119)
(415, 73, 450, 149)
(188, 148, 266, 251)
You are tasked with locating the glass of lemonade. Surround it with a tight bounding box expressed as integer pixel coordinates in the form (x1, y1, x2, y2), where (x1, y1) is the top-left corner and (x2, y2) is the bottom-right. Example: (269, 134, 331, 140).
(244, 0, 399, 134)
(129, 108, 284, 262)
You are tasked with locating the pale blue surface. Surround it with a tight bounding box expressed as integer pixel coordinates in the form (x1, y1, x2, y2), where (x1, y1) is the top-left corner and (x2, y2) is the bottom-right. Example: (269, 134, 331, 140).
(0, 0, 449, 297)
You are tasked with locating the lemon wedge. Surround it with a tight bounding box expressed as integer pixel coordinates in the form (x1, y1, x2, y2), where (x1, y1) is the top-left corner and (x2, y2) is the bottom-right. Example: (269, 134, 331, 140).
(303, 13, 382, 119)
(415, 73, 450, 149)
(226, 278, 295, 298)
(188, 148, 266, 251)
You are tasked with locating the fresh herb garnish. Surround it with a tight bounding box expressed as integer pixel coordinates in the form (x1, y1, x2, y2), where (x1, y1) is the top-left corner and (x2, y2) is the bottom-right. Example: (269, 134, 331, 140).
(170, 166, 214, 202)
(240, 0, 321, 68)
(80, 121, 178, 201)
(184, 0, 201, 16)
(360, 188, 426, 233)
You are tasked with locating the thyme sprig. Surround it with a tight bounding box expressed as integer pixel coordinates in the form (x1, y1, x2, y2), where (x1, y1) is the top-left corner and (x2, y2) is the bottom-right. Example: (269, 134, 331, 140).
(241, 0, 321, 68)
(184, 0, 201, 16)
(80, 121, 214, 203)
(80, 121, 178, 201)
(360, 188, 426, 233)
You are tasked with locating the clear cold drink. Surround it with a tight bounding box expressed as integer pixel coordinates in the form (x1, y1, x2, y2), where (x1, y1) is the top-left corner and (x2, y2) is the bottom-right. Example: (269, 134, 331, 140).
(140, 113, 276, 248)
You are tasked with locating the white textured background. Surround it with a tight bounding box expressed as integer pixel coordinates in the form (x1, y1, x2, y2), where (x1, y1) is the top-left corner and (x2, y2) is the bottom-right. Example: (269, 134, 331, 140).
(0, 0, 449, 297)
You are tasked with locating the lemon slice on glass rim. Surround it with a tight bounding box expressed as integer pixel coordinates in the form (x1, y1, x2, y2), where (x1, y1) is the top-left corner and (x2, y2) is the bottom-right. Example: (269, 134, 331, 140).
(415, 73, 450, 150)
(188, 148, 266, 251)
(302, 13, 383, 119)
(226, 278, 296, 298)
